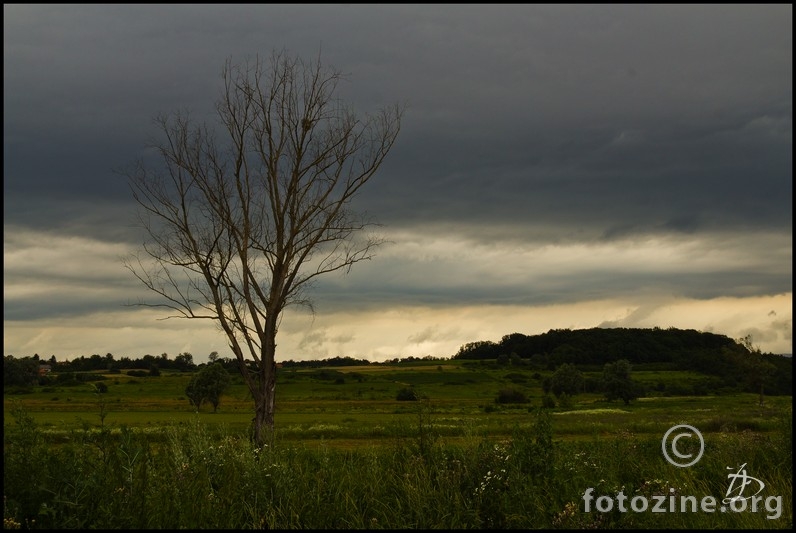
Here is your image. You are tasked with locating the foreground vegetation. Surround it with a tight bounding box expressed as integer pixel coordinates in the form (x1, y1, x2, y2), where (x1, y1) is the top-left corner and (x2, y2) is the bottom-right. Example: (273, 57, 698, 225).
(4, 328, 793, 528)
(4, 399, 791, 529)
(3, 354, 792, 529)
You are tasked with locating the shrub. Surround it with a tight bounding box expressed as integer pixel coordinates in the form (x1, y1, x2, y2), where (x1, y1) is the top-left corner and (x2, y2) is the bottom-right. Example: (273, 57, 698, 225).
(396, 387, 419, 401)
(550, 363, 584, 397)
(495, 388, 529, 404)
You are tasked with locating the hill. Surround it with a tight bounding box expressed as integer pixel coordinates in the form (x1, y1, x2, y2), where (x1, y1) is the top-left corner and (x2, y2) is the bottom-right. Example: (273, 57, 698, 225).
(452, 327, 792, 395)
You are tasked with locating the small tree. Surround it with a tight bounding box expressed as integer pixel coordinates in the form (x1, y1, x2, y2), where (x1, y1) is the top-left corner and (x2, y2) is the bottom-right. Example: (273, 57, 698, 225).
(602, 359, 641, 405)
(550, 363, 584, 398)
(185, 362, 232, 412)
(737, 335, 777, 406)
(202, 363, 232, 412)
(185, 376, 205, 411)
(93, 383, 109, 427)
(396, 387, 419, 401)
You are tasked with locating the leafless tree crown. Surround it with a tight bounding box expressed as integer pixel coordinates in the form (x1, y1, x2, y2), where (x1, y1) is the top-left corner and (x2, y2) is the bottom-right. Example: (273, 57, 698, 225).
(124, 50, 403, 369)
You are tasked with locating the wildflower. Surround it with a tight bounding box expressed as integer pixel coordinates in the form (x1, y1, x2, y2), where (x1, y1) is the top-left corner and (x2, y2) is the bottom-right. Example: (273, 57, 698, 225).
(4, 517, 22, 530)
(552, 501, 579, 527)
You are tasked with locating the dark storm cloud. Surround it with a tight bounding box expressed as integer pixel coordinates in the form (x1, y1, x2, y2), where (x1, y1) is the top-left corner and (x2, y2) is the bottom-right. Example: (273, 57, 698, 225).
(5, 4, 791, 240)
(4, 4, 792, 338)
(347, 4, 792, 240)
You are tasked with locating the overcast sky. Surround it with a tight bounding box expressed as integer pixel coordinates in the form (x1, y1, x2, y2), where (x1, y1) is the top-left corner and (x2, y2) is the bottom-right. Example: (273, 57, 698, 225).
(4, 4, 792, 362)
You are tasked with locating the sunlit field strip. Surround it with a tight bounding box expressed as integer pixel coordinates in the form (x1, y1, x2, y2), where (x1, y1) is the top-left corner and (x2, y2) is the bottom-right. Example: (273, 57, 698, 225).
(7, 393, 789, 451)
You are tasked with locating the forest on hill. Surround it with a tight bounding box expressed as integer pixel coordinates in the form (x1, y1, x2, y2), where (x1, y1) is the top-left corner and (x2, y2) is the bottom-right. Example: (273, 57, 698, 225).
(453, 327, 792, 396)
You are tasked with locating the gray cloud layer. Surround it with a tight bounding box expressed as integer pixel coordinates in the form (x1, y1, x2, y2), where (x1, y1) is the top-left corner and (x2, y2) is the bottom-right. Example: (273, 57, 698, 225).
(4, 4, 792, 345)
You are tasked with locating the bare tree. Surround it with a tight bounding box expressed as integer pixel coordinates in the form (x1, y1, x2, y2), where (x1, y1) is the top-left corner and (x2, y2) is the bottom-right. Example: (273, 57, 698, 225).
(122, 50, 403, 446)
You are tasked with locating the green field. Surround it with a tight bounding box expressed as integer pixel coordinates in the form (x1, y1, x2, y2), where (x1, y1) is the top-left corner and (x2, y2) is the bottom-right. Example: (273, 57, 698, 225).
(4, 361, 790, 446)
(4, 360, 792, 529)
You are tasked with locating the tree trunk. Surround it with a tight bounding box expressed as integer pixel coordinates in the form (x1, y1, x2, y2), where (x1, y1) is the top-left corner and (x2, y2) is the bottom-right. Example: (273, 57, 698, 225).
(252, 317, 279, 447)
(252, 361, 277, 447)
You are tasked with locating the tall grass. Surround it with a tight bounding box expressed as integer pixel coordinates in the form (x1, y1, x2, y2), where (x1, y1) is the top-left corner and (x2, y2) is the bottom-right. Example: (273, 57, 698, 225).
(4, 404, 792, 529)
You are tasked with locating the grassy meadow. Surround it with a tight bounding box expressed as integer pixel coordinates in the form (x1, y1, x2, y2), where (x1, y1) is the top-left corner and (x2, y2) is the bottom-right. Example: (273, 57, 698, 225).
(4, 359, 792, 528)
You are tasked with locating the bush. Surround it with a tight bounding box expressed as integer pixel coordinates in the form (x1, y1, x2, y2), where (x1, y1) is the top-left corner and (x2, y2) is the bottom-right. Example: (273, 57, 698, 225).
(550, 363, 584, 397)
(495, 388, 529, 404)
(396, 387, 419, 401)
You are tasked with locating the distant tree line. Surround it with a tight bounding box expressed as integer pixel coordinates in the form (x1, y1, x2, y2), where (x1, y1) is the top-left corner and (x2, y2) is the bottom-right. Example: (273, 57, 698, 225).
(280, 356, 373, 369)
(3, 352, 213, 389)
(5, 327, 790, 397)
(279, 354, 447, 369)
(3, 351, 436, 390)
